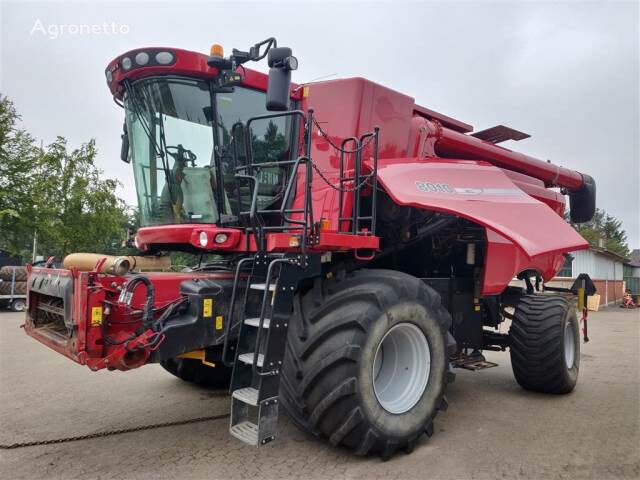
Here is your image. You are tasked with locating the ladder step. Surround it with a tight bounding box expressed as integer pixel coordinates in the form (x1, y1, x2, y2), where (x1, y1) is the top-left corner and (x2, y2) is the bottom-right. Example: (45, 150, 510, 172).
(250, 283, 276, 291)
(232, 387, 259, 406)
(244, 317, 271, 328)
(230, 421, 259, 446)
(238, 352, 264, 368)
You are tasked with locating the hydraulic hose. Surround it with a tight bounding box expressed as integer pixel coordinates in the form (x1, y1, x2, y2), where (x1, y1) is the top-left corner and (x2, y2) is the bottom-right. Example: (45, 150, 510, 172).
(121, 275, 155, 329)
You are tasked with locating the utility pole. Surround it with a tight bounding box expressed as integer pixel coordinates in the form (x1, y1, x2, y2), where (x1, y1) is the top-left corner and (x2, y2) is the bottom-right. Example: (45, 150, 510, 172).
(32, 229, 38, 262)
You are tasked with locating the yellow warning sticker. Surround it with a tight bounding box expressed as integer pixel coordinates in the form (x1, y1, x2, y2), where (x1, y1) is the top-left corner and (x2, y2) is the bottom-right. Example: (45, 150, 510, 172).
(215, 315, 223, 331)
(91, 306, 103, 326)
(203, 298, 213, 318)
(303, 86, 310, 98)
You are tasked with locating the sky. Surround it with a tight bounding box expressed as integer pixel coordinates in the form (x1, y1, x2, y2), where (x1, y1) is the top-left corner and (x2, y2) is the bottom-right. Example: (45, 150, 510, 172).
(1, 0, 638, 247)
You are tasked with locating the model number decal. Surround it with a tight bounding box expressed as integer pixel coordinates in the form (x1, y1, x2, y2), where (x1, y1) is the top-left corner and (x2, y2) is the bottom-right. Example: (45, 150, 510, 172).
(415, 181, 454, 193)
(416, 181, 524, 197)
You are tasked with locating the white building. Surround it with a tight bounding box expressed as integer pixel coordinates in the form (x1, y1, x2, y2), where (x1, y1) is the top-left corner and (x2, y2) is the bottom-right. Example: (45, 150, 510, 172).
(555, 246, 627, 306)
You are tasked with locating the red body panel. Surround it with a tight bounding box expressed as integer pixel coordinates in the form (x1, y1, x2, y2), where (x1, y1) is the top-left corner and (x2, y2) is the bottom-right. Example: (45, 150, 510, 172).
(370, 158, 587, 294)
(372, 158, 587, 258)
(483, 229, 566, 295)
(24, 268, 233, 370)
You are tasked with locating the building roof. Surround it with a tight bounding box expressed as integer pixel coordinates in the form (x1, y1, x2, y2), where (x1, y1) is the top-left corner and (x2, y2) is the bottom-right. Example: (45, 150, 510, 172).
(626, 249, 640, 267)
(589, 245, 629, 263)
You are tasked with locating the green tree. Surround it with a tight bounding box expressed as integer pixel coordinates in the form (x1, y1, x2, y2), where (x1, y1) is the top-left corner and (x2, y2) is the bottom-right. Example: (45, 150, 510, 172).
(0, 95, 131, 261)
(570, 208, 630, 258)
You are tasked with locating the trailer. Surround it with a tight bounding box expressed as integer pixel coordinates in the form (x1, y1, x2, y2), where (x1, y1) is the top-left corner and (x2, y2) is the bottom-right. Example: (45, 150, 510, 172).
(0, 266, 27, 312)
(23, 38, 597, 458)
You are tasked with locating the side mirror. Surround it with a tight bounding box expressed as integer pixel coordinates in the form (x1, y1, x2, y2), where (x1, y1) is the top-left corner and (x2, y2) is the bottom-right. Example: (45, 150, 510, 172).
(120, 122, 130, 163)
(266, 47, 297, 111)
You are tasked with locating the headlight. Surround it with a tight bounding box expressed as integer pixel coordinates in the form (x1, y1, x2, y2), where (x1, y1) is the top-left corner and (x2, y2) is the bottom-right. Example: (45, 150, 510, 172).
(135, 52, 149, 66)
(198, 231, 208, 247)
(214, 233, 228, 244)
(105, 69, 113, 83)
(155, 51, 174, 65)
(121, 57, 132, 70)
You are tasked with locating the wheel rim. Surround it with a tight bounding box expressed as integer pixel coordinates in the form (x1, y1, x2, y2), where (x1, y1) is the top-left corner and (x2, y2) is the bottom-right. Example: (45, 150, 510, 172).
(372, 322, 430, 414)
(564, 322, 576, 368)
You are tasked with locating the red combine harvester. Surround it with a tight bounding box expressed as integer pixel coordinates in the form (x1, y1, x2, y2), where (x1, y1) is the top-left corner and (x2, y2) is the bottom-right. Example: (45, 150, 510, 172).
(24, 38, 597, 458)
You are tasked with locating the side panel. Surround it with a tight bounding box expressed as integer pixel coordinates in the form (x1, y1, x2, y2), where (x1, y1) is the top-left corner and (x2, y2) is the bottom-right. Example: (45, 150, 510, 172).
(372, 158, 588, 259)
(483, 229, 566, 295)
(372, 158, 588, 295)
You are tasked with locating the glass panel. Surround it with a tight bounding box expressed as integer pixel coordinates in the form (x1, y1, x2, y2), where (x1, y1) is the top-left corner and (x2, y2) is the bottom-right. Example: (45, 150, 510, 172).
(216, 88, 294, 213)
(125, 77, 220, 226)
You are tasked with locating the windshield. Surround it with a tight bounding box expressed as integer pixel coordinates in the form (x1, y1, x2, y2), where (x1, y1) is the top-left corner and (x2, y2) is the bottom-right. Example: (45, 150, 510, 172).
(124, 76, 295, 227)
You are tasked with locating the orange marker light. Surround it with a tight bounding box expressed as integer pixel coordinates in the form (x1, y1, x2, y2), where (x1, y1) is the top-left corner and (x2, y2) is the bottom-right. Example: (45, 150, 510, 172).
(320, 218, 331, 231)
(289, 236, 301, 248)
(210, 44, 224, 58)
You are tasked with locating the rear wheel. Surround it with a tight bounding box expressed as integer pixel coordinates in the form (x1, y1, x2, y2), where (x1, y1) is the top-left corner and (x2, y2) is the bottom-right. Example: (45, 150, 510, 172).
(160, 357, 232, 389)
(509, 295, 580, 394)
(281, 269, 453, 459)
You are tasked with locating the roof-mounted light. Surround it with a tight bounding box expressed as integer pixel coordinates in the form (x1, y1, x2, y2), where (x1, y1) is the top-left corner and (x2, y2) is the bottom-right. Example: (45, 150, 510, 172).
(210, 44, 224, 58)
(155, 51, 174, 65)
(121, 56, 132, 70)
(135, 51, 149, 66)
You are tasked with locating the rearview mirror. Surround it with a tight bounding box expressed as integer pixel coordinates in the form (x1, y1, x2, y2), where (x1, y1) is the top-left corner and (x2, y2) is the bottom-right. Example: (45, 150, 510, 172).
(120, 122, 130, 163)
(266, 47, 297, 111)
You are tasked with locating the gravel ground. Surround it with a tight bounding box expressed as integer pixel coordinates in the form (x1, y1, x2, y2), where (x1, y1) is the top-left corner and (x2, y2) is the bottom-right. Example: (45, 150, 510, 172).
(0, 308, 638, 479)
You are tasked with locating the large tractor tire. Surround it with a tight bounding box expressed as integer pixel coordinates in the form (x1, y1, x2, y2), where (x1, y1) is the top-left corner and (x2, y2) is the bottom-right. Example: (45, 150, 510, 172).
(0, 282, 25, 294)
(160, 357, 232, 389)
(509, 295, 580, 394)
(13, 281, 27, 294)
(281, 269, 453, 459)
(0, 266, 27, 282)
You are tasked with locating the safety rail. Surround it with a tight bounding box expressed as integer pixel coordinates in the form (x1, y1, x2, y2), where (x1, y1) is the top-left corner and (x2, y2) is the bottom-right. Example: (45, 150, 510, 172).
(337, 129, 379, 236)
(233, 110, 313, 252)
(230, 108, 380, 251)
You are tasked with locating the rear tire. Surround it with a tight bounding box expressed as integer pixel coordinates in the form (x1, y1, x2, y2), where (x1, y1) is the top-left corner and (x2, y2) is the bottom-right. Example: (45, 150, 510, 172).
(281, 269, 453, 459)
(0, 266, 27, 282)
(509, 295, 579, 394)
(160, 357, 232, 389)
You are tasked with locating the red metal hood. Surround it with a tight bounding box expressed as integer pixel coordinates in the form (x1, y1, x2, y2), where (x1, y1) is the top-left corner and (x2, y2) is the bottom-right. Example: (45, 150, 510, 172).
(369, 158, 588, 259)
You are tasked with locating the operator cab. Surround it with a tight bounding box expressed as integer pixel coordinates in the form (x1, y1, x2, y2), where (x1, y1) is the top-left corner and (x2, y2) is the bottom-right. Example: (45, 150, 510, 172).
(123, 76, 296, 227)
(107, 40, 300, 251)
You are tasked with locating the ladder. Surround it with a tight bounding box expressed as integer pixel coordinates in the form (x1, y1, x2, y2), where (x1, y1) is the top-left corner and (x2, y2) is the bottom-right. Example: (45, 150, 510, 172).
(224, 252, 319, 445)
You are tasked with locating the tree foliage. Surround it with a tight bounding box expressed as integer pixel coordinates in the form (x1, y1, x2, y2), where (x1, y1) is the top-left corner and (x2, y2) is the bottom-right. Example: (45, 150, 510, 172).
(569, 208, 630, 258)
(0, 95, 132, 262)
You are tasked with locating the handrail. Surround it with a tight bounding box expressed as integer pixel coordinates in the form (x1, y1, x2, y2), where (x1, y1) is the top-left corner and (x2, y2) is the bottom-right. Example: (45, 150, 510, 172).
(222, 256, 255, 366)
(338, 137, 358, 233)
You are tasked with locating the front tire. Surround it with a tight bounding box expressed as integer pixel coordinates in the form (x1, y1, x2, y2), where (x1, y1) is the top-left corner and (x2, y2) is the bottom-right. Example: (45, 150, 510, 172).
(281, 269, 453, 459)
(509, 295, 580, 394)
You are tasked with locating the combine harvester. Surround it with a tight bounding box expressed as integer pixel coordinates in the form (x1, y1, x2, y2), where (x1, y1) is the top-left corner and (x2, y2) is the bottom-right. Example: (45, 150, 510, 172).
(24, 38, 596, 458)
